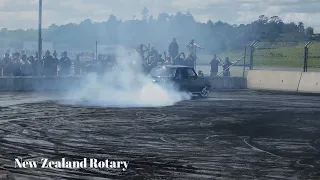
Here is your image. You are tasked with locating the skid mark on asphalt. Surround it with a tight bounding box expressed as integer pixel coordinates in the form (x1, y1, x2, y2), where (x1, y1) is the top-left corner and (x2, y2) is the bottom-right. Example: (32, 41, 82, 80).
(308, 139, 320, 152)
(159, 136, 179, 145)
(1, 92, 320, 179)
(242, 137, 283, 158)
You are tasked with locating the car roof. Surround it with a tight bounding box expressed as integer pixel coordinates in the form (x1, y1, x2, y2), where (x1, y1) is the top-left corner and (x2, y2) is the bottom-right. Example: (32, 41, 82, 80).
(154, 65, 191, 68)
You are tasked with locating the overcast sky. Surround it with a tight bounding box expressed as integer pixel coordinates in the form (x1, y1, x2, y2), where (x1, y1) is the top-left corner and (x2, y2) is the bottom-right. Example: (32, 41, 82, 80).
(0, 0, 319, 32)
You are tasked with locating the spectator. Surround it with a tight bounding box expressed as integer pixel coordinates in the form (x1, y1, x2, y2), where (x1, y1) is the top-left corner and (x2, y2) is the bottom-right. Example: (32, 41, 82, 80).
(186, 39, 203, 57)
(209, 54, 221, 77)
(20, 54, 32, 76)
(168, 38, 179, 60)
(74, 54, 82, 75)
(1, 53, 12, 76)
(43, 50, 58, 76)
(28, 56, 37, 76)
(59, 51, 72, 75)
(12, 52, 22, 76)
(222, 57, 232, 77)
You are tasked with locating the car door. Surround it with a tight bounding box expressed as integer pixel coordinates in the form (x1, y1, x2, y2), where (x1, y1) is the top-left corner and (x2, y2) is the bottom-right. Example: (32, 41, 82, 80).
(187, 68, 203, 92)
(173, 68, 190, 91)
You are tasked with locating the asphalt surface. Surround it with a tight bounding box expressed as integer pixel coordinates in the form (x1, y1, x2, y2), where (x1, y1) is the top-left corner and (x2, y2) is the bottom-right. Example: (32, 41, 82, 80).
(0, 91, 320, 179)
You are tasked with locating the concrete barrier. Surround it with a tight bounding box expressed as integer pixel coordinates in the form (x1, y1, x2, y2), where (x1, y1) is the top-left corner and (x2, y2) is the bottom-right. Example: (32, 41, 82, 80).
(0, 77, 14, 91)
(0, 76, 83, 92)
(209, 77, 247, 90)
(0, 76, 247, 92)
(298, 72, 320, 93)
(247, 70, 302, 92)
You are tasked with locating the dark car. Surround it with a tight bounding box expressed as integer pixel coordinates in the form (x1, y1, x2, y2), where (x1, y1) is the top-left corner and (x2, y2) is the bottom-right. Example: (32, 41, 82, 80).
(149, 65, 211, 97)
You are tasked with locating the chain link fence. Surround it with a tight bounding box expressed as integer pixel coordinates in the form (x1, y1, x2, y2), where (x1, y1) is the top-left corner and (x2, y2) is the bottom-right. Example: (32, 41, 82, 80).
(196, 41, 320, 77)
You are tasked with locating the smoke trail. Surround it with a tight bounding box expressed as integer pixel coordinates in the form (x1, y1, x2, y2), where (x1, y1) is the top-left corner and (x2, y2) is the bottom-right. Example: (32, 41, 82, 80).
(65, 47, 191, 107)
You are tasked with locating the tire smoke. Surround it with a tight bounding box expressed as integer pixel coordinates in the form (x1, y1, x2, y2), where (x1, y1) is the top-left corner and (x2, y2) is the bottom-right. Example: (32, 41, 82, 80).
(65, 47, 191, 107)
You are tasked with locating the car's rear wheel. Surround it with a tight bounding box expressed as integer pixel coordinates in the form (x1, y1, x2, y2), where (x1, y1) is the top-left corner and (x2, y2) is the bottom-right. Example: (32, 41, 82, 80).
(199, 85, 210, 98)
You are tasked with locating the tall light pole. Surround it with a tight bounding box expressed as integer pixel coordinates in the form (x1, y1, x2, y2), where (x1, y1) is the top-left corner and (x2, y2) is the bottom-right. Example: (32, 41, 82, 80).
(37, 0, 42, 76)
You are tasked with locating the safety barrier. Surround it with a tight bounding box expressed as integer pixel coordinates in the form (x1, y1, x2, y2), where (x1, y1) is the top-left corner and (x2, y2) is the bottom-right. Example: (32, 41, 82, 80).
(0, 76, 82, 92)
(209, 76, 247, 89)
(247, 70, 320, 94)
(247, 70, 302, 92)
(0, 76, 247, 92)
(298, 72, 320, 93)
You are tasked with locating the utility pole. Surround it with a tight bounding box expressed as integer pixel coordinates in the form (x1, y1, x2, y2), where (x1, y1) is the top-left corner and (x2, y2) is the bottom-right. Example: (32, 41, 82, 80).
(37, 0, 42, 76)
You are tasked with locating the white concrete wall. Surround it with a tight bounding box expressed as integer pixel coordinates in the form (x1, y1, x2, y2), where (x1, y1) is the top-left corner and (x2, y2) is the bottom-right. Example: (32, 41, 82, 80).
(298, 72, 320, 93)
(247, 70, 302, 92)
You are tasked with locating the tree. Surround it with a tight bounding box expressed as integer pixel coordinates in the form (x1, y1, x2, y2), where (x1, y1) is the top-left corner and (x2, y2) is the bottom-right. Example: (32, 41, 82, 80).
(258, 15, 268, 24)
(1, 28, 8, 34)
(141, 7, 149, 21)
(157, 13, 169, 22)
(306, 27, 314, 36)
(49, 24, 59, 29)
(149, 15, 154, 22)
(0, 11, 316, 52)
(207, 20, 213, 28)
(269, 16, 282, 24)
(298, 22, 305, 33)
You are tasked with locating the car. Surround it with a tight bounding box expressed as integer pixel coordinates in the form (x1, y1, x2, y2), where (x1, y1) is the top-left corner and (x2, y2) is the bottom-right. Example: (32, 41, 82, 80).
(149, 65, 211, 97)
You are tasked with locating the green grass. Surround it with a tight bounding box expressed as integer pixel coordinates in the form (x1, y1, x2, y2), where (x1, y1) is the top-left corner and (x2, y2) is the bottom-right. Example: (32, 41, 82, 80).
(197, 42, 320, 68)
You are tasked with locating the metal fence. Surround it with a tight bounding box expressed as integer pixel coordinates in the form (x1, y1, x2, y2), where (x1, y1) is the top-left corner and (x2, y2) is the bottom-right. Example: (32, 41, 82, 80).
(195, 41, 320, 77)
(250, 41, 320, 72)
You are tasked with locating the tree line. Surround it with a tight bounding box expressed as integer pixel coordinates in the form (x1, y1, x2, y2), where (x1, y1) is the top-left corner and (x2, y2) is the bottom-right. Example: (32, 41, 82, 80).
(0, 8, 316, 54)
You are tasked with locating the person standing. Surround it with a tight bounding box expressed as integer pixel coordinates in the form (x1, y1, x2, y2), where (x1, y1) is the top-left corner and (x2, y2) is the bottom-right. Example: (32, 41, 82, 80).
(222, 57, 232, 77)
(186, 39, 203, 56)
(1, 52, 12, 76)
(186, 39, 203, 70)
(209, 54, 221, 77)
(74, 54, 82, 75)
(59, 51, 72, 75)
(28, 56, 37, 76)
(43, 50, 58, 76)
(20, 54, 32, 76)
(12, 52, 23, 76)
(168, 38, 179, 60)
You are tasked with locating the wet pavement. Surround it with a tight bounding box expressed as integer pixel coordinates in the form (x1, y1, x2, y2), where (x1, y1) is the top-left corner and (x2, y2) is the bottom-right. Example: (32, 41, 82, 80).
(0, 91, 320, 179)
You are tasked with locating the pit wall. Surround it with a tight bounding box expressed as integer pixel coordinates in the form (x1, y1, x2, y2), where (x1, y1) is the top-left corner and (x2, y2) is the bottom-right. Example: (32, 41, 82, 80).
(208, 76, 247, 90)
(0, 76, 247, 92)
(0, 76, 83, 92)
(247, 70, 320, 93)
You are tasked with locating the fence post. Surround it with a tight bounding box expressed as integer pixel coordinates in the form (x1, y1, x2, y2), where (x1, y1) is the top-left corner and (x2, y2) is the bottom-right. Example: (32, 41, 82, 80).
(249, 40, 258, 70)
(243, 46, 247, 77)
(303, 46, 307, 72)
(304, 41, 313, 72)
(249, 47, 254, 70)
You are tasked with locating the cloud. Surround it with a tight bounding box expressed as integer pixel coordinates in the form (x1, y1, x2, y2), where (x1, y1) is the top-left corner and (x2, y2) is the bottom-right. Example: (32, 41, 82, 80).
(0, 0, 319, 32)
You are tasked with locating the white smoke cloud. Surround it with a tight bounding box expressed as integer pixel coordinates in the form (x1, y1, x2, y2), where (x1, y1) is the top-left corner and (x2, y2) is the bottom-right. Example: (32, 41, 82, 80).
(64, 47, 191, 107)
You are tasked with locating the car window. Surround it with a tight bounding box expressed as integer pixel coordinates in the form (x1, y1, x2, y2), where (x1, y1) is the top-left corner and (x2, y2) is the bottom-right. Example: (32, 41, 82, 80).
(178, 68, 189, 79)
(175, 68, 182, 78)
(150, 67, 176, 77)
(187, 68, 196, 77)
